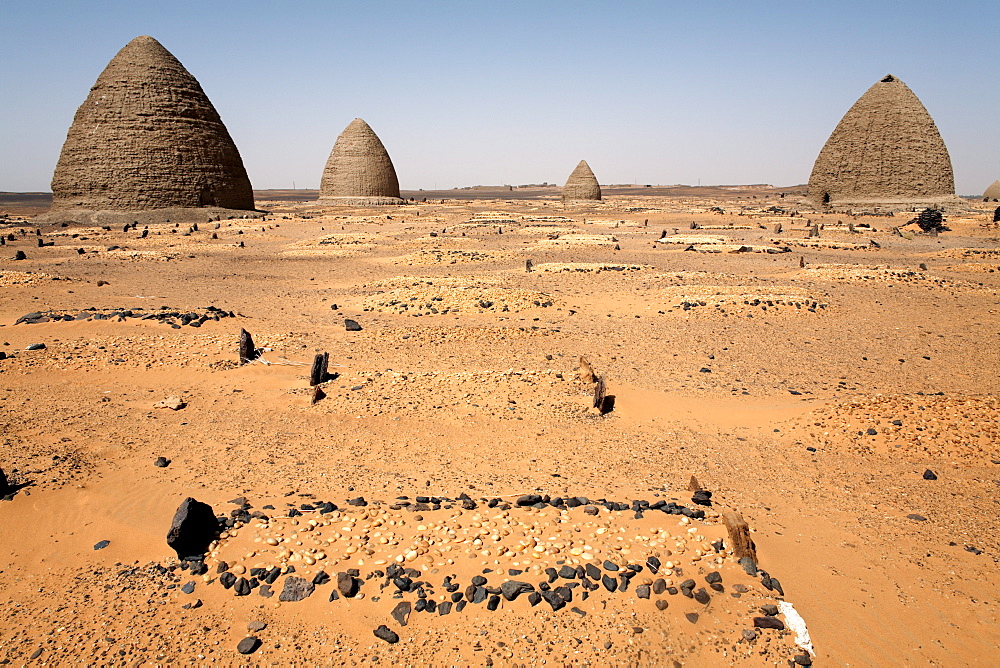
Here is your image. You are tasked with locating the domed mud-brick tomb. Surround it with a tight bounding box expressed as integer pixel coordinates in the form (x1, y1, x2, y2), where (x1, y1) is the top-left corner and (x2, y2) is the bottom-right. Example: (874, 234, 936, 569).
(318, 119, 403, 206)
(562, 160, 602, 202)
(982, 181, 1000, 202)
(806, 74, 957, 210)
(49, 35, 256, 222)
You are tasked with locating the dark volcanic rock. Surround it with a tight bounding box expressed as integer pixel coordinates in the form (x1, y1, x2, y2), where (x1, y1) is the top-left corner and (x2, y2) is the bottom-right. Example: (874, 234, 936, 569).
(922, 469, 938, 480)
(278, 576, 314, 602)
(344, 319, 363, 332)
(373, 625, 399, 644)
(501, 581, 534, 601)
(153, 456, 170, 468)
(753, 616, 785, 630)
(165, 497, 218, 558)
(236, 637, 261, 655)
(636, 584, 651, 599)
(93, 540, 110, 550)
(391, 601, 411, 626)
(337, 572, 359, 597)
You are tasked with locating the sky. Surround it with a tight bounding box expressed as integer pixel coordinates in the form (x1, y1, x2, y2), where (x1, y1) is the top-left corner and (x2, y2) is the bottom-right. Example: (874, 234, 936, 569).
(1, 0, 997, 194)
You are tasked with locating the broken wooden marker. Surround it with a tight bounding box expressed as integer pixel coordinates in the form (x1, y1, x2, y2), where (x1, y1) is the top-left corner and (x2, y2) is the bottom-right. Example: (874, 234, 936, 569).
(592, 375, 614, 415)
(238, 328, 256, 364)
(722, 510, 758, 566)
(578, 356, 595, 383)
(309, 352, 330, 386)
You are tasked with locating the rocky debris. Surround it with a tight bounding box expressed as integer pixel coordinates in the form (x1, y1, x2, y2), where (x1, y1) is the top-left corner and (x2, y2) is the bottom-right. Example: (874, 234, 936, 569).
(344, 318, 362, 331)
(93, 540, 110, 550)
(25, 343, 46, 351)
(15, 306, 236, 327)
(372, 625, 400, 644)
(753, 616, 785, 630)
(279, 576, 314, 602)
(923, 469, 938, 480)
(153, 456, 170, 468)
(236, 637, 261, 655)
(247, 621, 267, 632)
(165, 497, 219, 558)
(153, 396, 186, 410)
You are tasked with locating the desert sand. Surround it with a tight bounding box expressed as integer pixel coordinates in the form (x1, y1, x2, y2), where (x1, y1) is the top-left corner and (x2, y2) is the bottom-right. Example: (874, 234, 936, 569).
(1, 187, 998, 666)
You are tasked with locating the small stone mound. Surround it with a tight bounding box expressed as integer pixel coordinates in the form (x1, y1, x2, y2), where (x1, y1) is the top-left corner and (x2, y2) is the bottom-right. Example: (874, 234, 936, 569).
(395, 249, 503, 265)
(361, 276, 555, 316)
(534, 262, 648, 273)
(0, 270, 57, 287)
(787, 395, 1000, 462)
(534, 234, 618, 248)
(282, 234, 378, 256)
(657, 286, 827, 315)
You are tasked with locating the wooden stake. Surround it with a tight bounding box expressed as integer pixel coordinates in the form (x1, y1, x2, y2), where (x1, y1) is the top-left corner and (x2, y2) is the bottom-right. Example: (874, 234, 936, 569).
(309, 352, 329, 386)
(238, 329, 255, 364)
(722, 510, 758, 564)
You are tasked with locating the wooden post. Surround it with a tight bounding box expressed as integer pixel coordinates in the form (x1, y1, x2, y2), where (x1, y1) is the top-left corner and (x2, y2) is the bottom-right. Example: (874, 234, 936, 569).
(799, 256, 805, 268)
(722, 510, 758, 564)
(239, 329, 255, 364)
(309, 352, 329, 386)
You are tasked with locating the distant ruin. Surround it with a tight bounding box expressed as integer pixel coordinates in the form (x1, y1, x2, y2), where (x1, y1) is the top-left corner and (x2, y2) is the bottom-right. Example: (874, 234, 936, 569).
(562, 160, 602, 202)
(806, 75, 958, 211)
(47, 36, 256, 223)
(318, 119, 403, 206)
(983, 181, 1000, 202)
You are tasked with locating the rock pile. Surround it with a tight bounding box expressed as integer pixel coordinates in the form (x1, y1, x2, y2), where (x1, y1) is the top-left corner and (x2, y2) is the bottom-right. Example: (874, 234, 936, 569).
(14, 305, 237, 328)
(806, 75, 957, 210)
(47, 36, 256, 223)
(318, 119, 403, 206)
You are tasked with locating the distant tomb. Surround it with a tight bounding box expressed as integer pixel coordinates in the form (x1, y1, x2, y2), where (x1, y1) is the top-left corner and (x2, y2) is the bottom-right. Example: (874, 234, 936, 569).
(47, 36, 257, 223)
(562, 160, 602, 202)
(318, 119, 404, 206)
(983, 180, 1000, 202)
(806, 75, 958, 211)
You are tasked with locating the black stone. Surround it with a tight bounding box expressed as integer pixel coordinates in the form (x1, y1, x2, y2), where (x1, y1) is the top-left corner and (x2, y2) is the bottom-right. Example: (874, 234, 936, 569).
(312, 571, 331, 586)
(761, 603, 779, 616)
(219, 572, 236, 589)
(347, 496, 367, 507)
(373, 625, 399, 644)
(527, 592, 542, 606)
(337, 572, 359, 597)
(636, 584, 651, 599)
(601, 575, 617, 592)
(438, 601, 452, 615)
(541, 591, 566, 611)
(93, 540, 110, 550)
(153, 457, 170, 468)
(181, 581, 195, 594)
(693, 588, 711, 604)
(165, 497, 219, 558)
(753, 616, 785, 630)
(555, 586, 572, 602)
(923, 469, 938, 480)
(501, 580, 533, 601)
(344, 319, 363, 332)
(603, 560, 619, 572)
(705, 572, 722, 584)
(236, 637, 261, 655)
(391, 602, 411, 626)
(264, 567, 281, 584)
(585, 563, 601, 580)
(234, 577, 251, 596)
(558, 565, 577, 579)
(652, 579, 666, 595)
(691, 490, 712, 506)
(279, 576, 315, 602)
(646, 556, 660, 574)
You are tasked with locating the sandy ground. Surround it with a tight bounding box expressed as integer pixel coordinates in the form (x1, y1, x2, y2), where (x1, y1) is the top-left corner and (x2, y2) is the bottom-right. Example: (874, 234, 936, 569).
(1, 190, 998, 666)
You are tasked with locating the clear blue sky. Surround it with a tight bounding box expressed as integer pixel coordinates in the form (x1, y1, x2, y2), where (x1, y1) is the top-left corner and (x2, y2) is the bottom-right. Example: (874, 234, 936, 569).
(2, 0, 997, 194)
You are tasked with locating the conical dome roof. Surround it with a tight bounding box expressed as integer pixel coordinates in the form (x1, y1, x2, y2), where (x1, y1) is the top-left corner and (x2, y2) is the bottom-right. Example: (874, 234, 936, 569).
(806, 74, 955, 209)
(562, 160, 601, 202)
(50, 36, 255, 214)
(318, 118, 402, 205)
(983, 180, 1000, 202)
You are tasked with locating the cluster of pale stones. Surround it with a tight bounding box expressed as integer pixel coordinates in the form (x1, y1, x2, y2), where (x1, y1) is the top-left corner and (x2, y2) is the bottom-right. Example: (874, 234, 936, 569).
(206, 505, 729, 590)
(48, 37, 978, 219)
